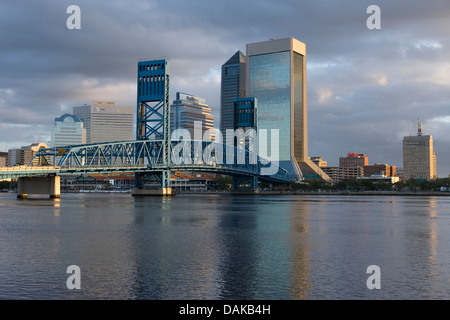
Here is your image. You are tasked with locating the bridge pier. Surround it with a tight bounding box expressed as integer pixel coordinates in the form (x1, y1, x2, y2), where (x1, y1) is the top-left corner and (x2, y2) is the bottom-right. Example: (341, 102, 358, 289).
(17, 175, 60, 199)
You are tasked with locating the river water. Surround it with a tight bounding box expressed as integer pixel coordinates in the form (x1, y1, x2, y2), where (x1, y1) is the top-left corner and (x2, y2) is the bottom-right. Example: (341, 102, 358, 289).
(1, 192, 450, 300)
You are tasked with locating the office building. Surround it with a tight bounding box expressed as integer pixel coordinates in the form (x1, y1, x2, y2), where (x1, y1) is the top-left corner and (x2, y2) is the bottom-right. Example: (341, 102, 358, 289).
(364, 163, 397, 177)
(357, 175, 400, 184)
(220, 51, 248, 132)
(310, 156, 327, 168)
(339, 153, 369, 169)
(170, 92, 215, 140)
(7, 149, 21, 166)
(321, 166, 364, 183)
(246, 37, 330, 181)
(50, 114, 86, 147)
(73, 101, 134, 144)
(0, 152, 7, 166)
(403, 122, 437, 180)
(8, 142, 48, 166)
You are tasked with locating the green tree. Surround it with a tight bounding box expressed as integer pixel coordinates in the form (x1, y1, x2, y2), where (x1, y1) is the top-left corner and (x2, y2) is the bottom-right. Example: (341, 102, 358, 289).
(214, 175, 232, 190)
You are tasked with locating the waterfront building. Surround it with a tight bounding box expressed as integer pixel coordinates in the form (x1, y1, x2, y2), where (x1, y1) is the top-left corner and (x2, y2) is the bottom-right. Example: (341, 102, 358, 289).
(8, 142, 48, 166)
(310, 156, 327, 168)
(73, 101, 134, 144)
(220, 51, 248, 132)
(50, 114, 86, 147)
(403, 122, 437, 180)
(7, 149, 21, 166)
(357, 174, 400, 184)
(339, 153, 369, 169)
(321, 166, 364, 183)
(364, 163, 397, 177)
(246, 37, 330, 182)
(170, 174, 217, 192)
(170, 92, 215, 140)
(0, 151, 8, 166)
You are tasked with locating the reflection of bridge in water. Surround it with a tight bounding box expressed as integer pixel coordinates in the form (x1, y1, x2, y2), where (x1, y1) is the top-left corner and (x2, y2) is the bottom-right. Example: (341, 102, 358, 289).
(0, 58, 296, 198)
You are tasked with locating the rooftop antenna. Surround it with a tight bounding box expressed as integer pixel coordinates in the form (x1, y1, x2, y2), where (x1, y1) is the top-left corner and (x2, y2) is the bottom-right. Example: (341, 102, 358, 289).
(417, 118, 423, 136)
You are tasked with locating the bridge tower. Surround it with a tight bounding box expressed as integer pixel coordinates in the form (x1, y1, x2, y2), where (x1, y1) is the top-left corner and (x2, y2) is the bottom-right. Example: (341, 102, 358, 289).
(133, 59, 172, 196)
(232, 97, 259, 191)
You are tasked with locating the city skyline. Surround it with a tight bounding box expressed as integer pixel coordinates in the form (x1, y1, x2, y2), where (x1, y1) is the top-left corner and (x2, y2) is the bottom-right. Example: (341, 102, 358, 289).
(1, 1, 450, 176)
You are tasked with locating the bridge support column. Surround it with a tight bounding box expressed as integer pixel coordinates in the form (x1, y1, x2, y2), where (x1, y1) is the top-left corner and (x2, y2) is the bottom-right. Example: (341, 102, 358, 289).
(17, 175, 60, 199)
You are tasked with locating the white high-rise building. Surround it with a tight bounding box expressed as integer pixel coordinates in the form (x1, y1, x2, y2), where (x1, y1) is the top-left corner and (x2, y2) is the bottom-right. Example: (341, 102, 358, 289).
(73, 101, 134, 144)
(170, 92, 215, 140)
(51, 114, 86, 147)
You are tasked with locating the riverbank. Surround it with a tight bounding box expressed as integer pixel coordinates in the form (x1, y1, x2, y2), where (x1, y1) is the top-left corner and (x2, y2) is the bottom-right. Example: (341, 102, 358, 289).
(4, 189, 450, 196)
(177, 190, 450, 196)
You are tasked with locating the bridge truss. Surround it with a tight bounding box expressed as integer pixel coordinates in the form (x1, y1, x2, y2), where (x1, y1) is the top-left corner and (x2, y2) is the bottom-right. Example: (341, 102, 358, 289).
(24, 139, 291, 186)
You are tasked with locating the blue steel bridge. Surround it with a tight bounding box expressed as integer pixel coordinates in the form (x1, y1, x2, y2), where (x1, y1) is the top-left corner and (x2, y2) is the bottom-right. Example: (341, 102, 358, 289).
(0, 58, 295, 196)
(0, 139, 291, 184)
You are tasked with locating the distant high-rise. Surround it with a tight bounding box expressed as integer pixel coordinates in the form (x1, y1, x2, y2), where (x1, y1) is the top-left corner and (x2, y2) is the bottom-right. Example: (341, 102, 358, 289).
(364, 163, 397, 177)
(246, 37, 330, 181)
(73, 101, 134, 144)
(50, 114, 86, 147)
(8, 143, 48, 166)
(170, 92, 215, 140)
(220, 51, 248, 132)
(0, 152, 7, 166)
(339, 153, 369, 169)
(403, 122, 437, 180)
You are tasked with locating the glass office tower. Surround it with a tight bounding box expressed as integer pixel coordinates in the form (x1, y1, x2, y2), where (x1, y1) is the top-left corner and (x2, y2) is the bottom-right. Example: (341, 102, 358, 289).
(220, 51, 248, 132)
(247, 38, 330, 181)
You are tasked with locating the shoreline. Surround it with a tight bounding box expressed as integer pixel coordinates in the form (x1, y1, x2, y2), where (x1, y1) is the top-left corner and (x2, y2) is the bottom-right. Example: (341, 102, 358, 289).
(173, 190, 450, 196)
(4, 189, 450, 197)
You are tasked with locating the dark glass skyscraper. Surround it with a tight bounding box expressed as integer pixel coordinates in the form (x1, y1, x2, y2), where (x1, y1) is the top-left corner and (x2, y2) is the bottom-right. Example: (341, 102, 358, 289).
(220, 51, 248, 132)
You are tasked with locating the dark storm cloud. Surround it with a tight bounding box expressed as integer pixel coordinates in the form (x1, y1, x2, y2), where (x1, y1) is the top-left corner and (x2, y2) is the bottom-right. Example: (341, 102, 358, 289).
(1, 0, 449, 175)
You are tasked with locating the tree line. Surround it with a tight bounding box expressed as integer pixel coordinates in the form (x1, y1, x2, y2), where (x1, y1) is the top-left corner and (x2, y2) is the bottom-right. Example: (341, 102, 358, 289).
(291, 178, 450, 192)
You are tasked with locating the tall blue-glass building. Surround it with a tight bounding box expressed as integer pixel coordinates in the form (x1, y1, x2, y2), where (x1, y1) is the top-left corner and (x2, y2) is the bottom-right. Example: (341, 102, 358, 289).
(246, 38, 331, 181)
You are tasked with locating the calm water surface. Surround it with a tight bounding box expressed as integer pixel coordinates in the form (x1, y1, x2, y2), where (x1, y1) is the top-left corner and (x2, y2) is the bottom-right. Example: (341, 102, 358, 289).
(1, 192, 450, 299)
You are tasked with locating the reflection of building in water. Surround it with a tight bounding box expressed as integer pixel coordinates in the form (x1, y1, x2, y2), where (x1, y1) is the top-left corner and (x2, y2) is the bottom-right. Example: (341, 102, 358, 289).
(288, 200, 312, 299)
(427, 198, 438, 278)
(216, 198, 259, 299)
(130, 198, 222, 299)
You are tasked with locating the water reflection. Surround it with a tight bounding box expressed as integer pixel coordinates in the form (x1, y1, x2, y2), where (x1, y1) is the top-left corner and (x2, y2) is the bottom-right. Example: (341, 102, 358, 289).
(216, 196, 259, 299)
(288, 198, 312, 299)
(2, 193, 450, 299)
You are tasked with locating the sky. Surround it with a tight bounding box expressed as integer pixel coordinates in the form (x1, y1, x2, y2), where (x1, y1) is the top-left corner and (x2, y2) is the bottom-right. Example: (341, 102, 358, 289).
(1, 0, 450, 176)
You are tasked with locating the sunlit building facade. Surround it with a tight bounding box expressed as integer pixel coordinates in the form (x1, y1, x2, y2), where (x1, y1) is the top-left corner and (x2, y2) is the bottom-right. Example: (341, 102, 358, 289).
(170, 92, 215, 140)
(403, 123, 437, 180)
(73, 101, 134, 144)
(7, 142, 48, 166)
(246, 37, 330, 181)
